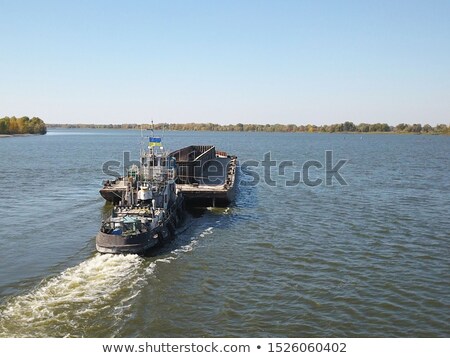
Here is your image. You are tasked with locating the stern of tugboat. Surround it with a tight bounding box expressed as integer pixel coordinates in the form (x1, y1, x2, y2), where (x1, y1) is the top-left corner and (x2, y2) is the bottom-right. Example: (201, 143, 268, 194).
(95, 230, 159, 254)
(96, 215, 158, 254)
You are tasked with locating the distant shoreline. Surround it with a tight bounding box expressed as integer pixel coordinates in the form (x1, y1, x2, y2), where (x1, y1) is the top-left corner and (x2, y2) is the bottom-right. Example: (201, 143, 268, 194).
(0, 133, 40, 139)
(46, 124, 450, 136)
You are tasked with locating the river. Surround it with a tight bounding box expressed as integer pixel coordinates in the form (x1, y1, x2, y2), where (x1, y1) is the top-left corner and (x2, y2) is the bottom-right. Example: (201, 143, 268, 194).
(0, 129, 448, 337)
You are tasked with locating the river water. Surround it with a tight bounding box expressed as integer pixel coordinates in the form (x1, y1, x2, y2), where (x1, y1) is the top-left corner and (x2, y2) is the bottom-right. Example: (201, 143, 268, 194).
(0, 129, 448, 337)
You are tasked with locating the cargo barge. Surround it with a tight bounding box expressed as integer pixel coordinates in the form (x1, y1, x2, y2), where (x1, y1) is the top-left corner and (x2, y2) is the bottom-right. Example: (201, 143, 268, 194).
(169, 145, 237, 207)
(100, 145, 237, 207)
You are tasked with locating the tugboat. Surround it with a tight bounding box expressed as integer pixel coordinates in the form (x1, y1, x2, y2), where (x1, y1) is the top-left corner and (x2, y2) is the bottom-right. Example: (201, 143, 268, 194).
(96, 136, 184, 254)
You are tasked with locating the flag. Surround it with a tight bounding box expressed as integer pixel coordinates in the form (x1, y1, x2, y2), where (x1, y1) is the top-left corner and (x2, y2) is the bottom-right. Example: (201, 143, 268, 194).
(148, 137, 162, 147)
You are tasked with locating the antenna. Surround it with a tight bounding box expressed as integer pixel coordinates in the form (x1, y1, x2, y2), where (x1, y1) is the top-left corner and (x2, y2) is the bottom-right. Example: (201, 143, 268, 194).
(162, 122, 165, 150)
(150, 119, 155, 167)
(140, 123, 144, 159)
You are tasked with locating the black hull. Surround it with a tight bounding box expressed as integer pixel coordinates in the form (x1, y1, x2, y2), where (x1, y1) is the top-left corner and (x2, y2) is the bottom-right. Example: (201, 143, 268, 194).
(96, 197, 184, 255)
(182, 184, 236, 207)
(96, 230, 160, 254)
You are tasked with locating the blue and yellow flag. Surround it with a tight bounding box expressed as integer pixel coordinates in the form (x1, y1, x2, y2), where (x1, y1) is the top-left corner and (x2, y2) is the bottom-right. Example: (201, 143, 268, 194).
(148, 137, 162, 147)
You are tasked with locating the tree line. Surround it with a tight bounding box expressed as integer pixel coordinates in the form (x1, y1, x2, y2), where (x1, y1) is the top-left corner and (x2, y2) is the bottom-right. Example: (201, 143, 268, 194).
(0, 116, 47, 135)
(47, 121, 449, 135)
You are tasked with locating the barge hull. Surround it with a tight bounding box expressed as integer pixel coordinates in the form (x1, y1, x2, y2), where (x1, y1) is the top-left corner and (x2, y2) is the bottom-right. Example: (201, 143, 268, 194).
(177, 184, 236, 207)
(170, 146, 238, 207)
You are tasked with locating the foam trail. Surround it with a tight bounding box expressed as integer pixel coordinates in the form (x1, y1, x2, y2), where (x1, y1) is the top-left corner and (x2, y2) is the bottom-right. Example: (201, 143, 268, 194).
(155, 257, 175, 264)
(148, 226, 215, 271)
(200, 227, 214, 238)
(0, 254, 144, 337)
(0, 226, 216, 337)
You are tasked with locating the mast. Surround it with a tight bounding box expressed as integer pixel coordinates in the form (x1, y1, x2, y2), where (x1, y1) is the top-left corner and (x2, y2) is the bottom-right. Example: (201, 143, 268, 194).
(140, 123, 144, 163)
(151, 119, 155, 167)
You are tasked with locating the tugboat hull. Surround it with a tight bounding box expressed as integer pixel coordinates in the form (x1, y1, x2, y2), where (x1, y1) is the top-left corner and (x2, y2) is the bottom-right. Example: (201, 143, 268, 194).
(96, 231, 160, 254)
(96, 196, 183, 255)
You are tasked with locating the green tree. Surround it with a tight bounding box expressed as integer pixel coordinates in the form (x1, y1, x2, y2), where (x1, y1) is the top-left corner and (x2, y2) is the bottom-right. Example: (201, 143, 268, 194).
(422, 124, 432, 133)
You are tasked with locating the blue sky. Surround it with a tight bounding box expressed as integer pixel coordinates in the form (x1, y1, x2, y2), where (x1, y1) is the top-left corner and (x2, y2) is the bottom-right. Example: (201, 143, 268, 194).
(1, 0, 449, 125)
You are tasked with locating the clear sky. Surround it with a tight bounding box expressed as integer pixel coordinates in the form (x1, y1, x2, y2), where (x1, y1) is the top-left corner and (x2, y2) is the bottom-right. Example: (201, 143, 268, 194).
(1, 0, 449, 125)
